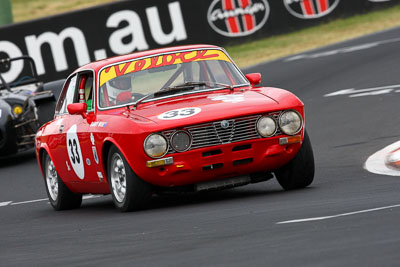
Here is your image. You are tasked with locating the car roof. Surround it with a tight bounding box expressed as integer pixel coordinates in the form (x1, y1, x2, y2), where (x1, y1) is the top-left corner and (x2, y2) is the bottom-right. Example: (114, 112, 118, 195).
(74, 44, 222, 73)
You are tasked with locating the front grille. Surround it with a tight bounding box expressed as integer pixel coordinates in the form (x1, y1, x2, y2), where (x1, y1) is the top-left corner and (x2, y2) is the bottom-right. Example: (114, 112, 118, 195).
(163, 112, 282, 154)
(190, 115, 260, 148)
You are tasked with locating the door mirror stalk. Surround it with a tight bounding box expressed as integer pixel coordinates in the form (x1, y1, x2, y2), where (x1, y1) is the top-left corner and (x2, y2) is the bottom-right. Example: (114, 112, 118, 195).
(67, 103, 88, 118)
(245, 73, 261, 86)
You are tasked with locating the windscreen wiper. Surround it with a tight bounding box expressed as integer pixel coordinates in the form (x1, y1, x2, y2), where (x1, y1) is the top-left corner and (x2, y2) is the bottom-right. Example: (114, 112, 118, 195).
(132, 81, 235, 109)
(159, 82, 208, 94)
(132, 93, 155, 110)
(207, 81, 233, 91)
(132, 83, 205, 109)
(158, 81, 235, 95)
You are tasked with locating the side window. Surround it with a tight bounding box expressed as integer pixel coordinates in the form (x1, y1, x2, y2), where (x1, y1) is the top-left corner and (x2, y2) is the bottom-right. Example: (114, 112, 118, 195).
(56, 75, 77, 114)
(85, 75, 94, 111)
(77, 72, 94, 111)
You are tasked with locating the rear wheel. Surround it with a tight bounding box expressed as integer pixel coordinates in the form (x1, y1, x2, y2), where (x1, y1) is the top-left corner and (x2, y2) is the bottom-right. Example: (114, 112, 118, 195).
(43, 153, 82, 210)
(274, 131, 315, 190)
(107, 146, 152, 212)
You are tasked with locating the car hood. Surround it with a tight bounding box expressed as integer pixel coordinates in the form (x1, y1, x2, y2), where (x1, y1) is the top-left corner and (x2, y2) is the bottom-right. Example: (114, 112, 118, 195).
(128, 89, 280, 128)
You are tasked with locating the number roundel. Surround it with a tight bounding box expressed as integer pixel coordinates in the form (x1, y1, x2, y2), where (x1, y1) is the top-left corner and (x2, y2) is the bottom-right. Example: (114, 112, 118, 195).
(158, 107, 201, 120)
(66, 124, 85, 179)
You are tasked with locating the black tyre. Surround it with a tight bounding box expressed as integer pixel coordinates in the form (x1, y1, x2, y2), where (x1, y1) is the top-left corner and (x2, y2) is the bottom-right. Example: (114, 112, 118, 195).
(43, 153, 82, 210)
(274, 131, 315, 190)
(0, 117, 18, 155)
(107, 146, 152, 212)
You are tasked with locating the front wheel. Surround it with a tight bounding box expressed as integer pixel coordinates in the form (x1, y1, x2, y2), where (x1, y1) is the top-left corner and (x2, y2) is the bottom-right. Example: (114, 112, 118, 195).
(107, 146, 152, 212)
(274, 131, 315, 190)
(43, 153, 82, 210)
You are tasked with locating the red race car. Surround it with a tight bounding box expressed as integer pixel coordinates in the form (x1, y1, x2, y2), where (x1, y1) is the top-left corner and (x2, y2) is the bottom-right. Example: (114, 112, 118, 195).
(35, 45, 314, 212)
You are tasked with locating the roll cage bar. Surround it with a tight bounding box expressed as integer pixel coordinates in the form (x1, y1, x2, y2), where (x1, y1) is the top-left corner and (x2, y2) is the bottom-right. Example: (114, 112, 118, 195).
(0, 56, 40, 92)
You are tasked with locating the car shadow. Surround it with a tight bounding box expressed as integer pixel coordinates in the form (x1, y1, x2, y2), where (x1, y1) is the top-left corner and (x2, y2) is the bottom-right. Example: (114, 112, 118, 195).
(36, 185, 315, 217)
(77, 184, 304, 213)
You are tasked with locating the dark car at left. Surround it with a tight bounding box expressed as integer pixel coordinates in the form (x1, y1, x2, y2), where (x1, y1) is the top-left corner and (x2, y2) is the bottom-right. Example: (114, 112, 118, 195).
(0, 56, 63, 157)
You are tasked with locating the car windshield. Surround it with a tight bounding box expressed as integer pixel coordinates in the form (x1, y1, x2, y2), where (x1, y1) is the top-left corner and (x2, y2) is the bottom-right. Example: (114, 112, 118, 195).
(98, 49, 248, 108)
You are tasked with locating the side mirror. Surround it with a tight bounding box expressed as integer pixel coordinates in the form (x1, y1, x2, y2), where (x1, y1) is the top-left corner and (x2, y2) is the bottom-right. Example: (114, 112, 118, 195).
(245, 73, 261, 86)
(67, 103, 87, 118)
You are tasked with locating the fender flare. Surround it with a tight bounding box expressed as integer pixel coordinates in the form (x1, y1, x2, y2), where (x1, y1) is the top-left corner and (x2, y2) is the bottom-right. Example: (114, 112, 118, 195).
(101, 137, 141, 180)
(37, 144, 60, 180)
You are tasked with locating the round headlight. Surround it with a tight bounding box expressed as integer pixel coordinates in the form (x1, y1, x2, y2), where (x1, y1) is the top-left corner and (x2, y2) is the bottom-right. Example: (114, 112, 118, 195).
(171, 131, 192, 152)
(144, 134, 168, 158)
(257, 116, 277, 137)
(279, 110, 302, 135)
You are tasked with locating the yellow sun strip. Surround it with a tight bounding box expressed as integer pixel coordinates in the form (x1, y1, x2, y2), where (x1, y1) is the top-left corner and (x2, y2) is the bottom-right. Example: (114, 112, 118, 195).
(99, 50, 232, 87)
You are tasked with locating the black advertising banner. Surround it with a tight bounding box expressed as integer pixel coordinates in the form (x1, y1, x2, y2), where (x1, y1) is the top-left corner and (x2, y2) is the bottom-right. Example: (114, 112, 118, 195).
(0, 0, 399, 83)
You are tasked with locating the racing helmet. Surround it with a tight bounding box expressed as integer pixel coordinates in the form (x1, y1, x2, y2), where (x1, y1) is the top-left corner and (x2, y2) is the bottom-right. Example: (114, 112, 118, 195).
(108, 75, 132, 91)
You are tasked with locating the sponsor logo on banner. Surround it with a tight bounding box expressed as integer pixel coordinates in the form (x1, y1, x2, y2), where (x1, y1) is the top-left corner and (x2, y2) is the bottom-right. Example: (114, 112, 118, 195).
(207, 0, 270, 37)
(0, 1, 187, 84)
(284, 0, 340, 19)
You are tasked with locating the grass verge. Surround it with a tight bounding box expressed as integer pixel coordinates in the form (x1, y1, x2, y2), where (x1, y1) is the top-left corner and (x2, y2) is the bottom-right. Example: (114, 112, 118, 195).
(12, 0, 115, 22)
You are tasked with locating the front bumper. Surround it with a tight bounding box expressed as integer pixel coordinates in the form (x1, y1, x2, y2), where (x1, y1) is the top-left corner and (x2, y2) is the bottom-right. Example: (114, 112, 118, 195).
(137, 133, 303, 187)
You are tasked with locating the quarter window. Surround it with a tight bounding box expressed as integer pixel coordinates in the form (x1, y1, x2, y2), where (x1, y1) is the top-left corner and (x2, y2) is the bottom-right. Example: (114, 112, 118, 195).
(56, 75, 77, 114)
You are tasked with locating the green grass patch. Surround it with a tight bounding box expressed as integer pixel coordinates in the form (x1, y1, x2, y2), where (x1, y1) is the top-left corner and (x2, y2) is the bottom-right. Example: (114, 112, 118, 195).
(12, 0, 115, 22)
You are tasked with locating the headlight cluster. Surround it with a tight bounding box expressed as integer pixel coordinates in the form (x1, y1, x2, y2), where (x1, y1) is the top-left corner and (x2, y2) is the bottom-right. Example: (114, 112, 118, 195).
(171, 131, 192, 152)
(144, 134, 168, 158)
(257, 110, 303, 137)
(144, 110, 302, 158)
(257, 116, 277, 137)
(144, 130, 192, 158)
(279, 110, 302, 135)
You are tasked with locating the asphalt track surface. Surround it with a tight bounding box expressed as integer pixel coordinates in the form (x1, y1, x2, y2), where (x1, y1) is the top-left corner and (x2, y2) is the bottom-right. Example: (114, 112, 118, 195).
(2, 26, 400, 266)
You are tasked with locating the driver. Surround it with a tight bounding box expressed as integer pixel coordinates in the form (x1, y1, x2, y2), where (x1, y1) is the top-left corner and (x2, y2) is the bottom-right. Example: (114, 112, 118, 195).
(107, 75, 133, 105)
(109, 75, 131, 91)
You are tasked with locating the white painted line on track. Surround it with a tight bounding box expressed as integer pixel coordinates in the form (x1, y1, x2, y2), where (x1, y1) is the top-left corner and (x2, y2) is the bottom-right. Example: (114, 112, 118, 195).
(349, 89, 393, 98)
(325, 84, 400, 98)
(364, 140, 400, 176)
(0, 195, 102, 208)
(0, 201, 12, 207)
(277, 204, 400, 224)
(10, 198, 48, 206)
(285, 36, 400, 62)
